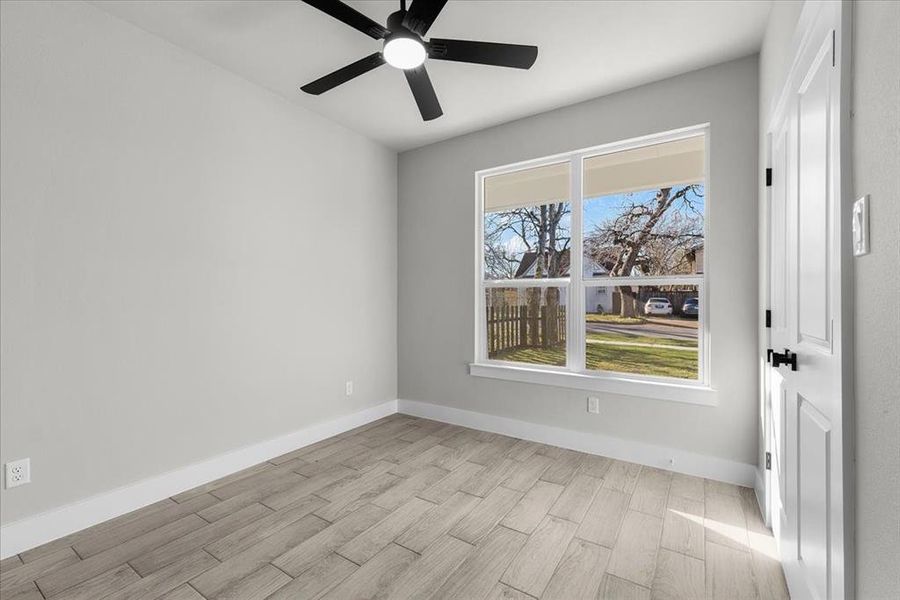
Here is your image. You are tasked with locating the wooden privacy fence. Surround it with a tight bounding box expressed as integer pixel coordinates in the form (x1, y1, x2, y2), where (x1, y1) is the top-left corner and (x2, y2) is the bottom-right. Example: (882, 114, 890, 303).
(486, 305, 566, 354)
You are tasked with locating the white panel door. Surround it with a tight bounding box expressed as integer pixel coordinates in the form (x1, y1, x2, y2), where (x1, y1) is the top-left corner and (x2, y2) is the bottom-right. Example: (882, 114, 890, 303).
(766, 2, 849, 599)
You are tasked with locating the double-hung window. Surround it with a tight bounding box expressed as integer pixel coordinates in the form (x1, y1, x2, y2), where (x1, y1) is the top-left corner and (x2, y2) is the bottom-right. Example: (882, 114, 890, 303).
(473, 126, 711, 403)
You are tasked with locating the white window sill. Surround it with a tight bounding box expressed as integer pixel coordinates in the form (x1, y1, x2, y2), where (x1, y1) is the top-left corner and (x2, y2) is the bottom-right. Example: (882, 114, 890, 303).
(469, 362, 717, 406)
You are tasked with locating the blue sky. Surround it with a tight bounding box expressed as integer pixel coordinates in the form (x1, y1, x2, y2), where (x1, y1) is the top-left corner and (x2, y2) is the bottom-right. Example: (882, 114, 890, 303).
(583, 186, 705, 233)
(486, 184, 705, 263)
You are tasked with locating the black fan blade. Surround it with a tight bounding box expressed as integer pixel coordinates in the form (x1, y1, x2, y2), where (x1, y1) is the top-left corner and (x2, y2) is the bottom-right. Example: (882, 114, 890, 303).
(404, 65, 442, 121)
(427, 38, 538, 69)
(402, 0, 448, 37)
(301, 0, 389, 39)
(301, 53, 386, 95)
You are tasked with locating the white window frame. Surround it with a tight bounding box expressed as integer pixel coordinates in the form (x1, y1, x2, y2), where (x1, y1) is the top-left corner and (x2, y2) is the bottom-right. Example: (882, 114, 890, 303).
(471, 124, 715, 406)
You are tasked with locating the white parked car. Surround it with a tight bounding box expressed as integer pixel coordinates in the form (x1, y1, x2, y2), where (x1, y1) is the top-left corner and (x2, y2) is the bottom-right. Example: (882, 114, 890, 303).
(644, 297, 673, 315)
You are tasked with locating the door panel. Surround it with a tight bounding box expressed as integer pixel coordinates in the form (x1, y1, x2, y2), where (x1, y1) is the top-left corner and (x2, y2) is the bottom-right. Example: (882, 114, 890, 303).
(771, 125, 789, 335)
(798, 397, 831, 600)
(797, 40, 833, 349)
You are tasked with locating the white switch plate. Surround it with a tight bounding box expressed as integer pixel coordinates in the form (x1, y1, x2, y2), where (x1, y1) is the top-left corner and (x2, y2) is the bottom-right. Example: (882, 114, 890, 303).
(5, 458, 30, 489)
(587, 396, 600, 414)
(852, 195, 869, 256)
(345, 381, 354, 396)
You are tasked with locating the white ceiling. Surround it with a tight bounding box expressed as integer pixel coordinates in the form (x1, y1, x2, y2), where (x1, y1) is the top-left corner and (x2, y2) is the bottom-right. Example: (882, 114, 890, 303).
(90, 1, 772, 151)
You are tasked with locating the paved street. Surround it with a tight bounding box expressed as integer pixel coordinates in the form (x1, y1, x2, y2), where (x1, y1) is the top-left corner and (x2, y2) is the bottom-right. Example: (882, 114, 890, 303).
(586, 317, 698, 342)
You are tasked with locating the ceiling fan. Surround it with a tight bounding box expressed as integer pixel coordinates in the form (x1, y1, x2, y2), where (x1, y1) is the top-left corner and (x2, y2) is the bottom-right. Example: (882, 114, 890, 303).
(299, 0, 539, 121)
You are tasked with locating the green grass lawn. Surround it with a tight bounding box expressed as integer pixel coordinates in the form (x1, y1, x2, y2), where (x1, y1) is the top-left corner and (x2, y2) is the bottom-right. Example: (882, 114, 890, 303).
(585, 313, 646, 325)
(491, 341, 698, 379)
(586, 331, 698, 349)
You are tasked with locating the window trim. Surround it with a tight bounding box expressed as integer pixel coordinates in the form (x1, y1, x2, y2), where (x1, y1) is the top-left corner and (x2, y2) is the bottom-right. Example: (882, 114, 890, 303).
(472, 124, 714, 404)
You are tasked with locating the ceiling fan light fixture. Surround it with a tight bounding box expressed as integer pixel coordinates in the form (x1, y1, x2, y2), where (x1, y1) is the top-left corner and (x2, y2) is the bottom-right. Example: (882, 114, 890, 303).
(383, 36, 426, 70)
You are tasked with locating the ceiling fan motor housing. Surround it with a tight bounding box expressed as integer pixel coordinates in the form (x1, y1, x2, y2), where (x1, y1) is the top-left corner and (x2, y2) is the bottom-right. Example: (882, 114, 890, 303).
(383, 10, 426, 70)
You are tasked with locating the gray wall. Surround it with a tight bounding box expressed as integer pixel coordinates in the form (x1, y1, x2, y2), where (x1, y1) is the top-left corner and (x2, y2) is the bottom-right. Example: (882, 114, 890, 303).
(398, 56, 760, 467)
(0, 1, 397, 524)
(850, 1, 900, 597)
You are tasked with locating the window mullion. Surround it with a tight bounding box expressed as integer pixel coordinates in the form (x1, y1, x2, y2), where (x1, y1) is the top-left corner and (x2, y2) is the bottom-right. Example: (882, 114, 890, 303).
(567, 155, 585, 372)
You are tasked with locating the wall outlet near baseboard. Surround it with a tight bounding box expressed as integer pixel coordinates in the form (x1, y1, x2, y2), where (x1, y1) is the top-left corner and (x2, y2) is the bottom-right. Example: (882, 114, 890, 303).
(5, 458, 30, 489)
(587, 396, 600, 414)
(345, 381, 354, 397)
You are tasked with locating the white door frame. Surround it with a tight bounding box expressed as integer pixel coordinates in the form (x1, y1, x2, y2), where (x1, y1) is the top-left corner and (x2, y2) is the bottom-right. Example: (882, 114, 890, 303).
(761, 1, 854, 599)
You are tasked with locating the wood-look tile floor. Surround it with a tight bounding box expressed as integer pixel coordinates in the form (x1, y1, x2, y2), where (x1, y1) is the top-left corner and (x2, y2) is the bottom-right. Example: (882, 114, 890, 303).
(0, 415, 791, 600)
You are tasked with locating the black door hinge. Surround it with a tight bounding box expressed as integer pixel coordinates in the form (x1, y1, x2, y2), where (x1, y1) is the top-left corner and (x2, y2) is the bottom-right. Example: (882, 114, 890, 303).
(765, 168, 772, 187)
(765, 309, 771, 328)
(765, 452, 772, 470)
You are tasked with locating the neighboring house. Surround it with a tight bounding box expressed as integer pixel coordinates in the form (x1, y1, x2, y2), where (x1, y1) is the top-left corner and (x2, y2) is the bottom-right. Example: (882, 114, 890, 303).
(505, 249, 615, 313)
(686, 243, 704, 274)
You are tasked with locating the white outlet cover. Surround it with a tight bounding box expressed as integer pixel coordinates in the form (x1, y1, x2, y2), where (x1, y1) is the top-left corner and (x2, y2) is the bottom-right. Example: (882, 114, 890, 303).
(6, 458, 30, 489)
(587, 396, 600, 414)
(345, 381, 353, 396)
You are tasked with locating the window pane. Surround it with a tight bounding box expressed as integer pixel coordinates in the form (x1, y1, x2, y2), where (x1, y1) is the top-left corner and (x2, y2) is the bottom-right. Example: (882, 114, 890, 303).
(484, 163, 571, 280)
(585, 285, 699, 380)
(486, 287, 566, 366)
(582, 136, 705, 278)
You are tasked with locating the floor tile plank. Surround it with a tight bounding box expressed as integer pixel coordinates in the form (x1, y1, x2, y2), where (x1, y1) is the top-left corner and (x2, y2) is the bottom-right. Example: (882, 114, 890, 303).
(190, 513, 329, 597)
(576, 487, 629, 548)
(1, 547, 79, 593)
(541, 538, 610, 600)
(72, 494, 217, 558)
(603, 460, 642, 494)
(130, 502, 271, 576)
(337, 497, 435, 564)
(50, 564, 140, 600)
(539, 449, 585, 486)
(705, 541, 758, 600)
(650, 548, 705, 600)
(417, 461, 484, 504)
(598, 574, 652, 600)
(271, 504, 390, 577)
(501, 454, 554, 492)
(629, 467, 672, 518)
(605, 510, 664, 588)
(432, 526, 528, 600)
(549, 473, 602, 523)
(320, 543, 418, 600)
(450, 485, 523, 544)
(265, 552, 357, 600)
(500, 480, 564, 535)
(211, 564, 290, 600)
(660, 494, 705, 560)
(102, 549, 217, 600)
(203, 494, 326, 561)
(704, 492, 750, 551)
(396, 491, 481, 553)
(460, 458, 519, 497)
(384, 535, 474, 599)
(501, 515, 578, 597)
(37, 516, 206, 597)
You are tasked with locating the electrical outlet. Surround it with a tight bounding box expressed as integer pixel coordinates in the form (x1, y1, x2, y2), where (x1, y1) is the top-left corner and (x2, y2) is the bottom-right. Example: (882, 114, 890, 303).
(587, 396, 600, 414)
(345, 381, 354, 397)
(5, 458, 30, 489)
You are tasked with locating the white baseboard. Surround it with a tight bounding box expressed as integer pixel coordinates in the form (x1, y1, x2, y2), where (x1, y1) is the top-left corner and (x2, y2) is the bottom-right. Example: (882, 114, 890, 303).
(0, 400, 398, 560)
(398, 399, 756, 487)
